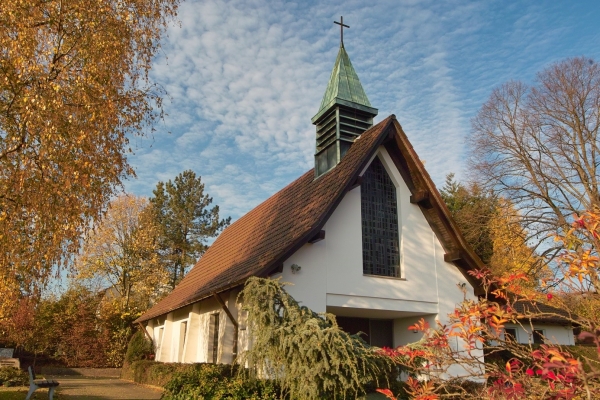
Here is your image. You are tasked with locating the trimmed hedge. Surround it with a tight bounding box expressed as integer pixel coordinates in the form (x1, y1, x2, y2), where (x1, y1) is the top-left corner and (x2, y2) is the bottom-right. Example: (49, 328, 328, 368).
(485, 344, 599, 373)
(121, 360, 185, 387)
(567, 345, 600, 372)
(162, 363, 280, 400)
(121, 361, 281, 399)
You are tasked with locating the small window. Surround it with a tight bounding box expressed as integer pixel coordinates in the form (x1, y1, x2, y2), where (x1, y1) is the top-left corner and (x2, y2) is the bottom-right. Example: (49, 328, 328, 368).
(533, 329, 545, 344)
(504, 328, 517, 342)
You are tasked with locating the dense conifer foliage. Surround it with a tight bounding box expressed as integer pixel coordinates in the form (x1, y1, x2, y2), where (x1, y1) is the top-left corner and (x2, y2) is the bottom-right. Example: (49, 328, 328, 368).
(240, 277, 392, 400)
(150, 170, 230, 289)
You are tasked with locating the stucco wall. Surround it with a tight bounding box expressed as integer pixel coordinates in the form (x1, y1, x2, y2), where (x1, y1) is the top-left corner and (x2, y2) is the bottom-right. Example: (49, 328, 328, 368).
(148, 290, 242, 363)
(281, 147, 475, 318)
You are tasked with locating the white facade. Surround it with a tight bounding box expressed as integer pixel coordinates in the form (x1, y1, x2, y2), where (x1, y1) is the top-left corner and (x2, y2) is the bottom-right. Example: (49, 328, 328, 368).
(275, 148, 475, 345)
(503, 322, 575, 346)
(147, 289, 243, 364)
(145, 147, 484, 374)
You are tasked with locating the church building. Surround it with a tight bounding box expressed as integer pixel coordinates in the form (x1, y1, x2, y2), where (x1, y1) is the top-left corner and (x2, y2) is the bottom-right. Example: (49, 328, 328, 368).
(136, 29, 494, 370)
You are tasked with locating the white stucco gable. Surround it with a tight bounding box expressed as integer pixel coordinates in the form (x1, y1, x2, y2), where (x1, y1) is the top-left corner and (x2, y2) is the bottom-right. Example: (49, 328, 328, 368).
(273, 146, 476, 351)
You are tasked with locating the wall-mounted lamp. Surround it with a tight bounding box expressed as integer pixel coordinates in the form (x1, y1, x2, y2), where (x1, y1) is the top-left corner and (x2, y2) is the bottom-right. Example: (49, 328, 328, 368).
(291, 264, 302, 274)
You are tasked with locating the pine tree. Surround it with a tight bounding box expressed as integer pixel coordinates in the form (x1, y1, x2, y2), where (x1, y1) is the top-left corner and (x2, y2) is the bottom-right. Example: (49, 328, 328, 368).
(150, 170, 230, 289)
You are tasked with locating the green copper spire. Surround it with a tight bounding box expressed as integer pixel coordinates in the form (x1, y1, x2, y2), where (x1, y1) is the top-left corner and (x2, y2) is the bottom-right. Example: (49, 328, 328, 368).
(312, 20, 378, 178)
(317, 44, 373, 113)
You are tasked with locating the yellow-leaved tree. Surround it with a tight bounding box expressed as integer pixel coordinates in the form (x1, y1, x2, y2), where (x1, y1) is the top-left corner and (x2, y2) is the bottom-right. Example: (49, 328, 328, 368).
(76, 194, 168, 366)
(488, 198, 545, 284)
(0, 0, 179, 318)
(77, 194, 168, 312)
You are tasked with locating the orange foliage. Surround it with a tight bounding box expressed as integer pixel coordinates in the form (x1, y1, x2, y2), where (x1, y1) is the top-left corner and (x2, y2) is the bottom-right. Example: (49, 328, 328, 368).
(0, 0, 179, 315)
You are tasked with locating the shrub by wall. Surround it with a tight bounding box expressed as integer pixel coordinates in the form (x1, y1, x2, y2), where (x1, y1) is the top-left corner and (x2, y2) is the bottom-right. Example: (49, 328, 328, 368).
(121, 361, 281, 399)
(124, 331, 154, 364)
(121, 360, 184, 388)
(162, 363, 280, 400)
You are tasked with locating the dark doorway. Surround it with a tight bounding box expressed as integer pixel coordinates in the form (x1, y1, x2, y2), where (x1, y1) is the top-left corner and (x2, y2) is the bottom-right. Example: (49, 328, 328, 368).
(336, 317, 393, 348)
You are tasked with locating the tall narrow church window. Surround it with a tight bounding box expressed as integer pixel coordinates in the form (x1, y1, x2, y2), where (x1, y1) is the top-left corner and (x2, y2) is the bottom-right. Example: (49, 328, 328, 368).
(178, 321, 188, 362)
(361, 157, 400, 277)
(207, 313, 220, 363)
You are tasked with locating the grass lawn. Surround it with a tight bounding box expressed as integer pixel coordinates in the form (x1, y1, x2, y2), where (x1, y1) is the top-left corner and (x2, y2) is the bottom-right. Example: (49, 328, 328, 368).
(0, 386, 44, 400)
(0, 384, 389, 400)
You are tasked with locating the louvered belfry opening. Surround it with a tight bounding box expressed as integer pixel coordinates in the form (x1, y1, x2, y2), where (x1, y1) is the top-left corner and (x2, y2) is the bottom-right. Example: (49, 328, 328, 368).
(313, 43, 377, 178)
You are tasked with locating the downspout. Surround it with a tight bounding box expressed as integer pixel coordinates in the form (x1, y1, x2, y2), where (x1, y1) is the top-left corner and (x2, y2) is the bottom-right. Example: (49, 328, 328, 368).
(212, 292, 239, 360)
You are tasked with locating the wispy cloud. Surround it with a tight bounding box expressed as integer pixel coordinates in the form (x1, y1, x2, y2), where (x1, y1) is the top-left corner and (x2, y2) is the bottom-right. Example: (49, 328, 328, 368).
(125, 0, 600, 222)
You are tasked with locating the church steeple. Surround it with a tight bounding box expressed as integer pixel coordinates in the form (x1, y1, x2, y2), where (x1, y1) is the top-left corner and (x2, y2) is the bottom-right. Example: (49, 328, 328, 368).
(312, 18, 378, 178)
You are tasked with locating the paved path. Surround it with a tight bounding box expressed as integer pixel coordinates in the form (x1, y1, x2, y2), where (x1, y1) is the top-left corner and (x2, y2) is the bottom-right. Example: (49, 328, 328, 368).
(0, 376, 164, 400)
(55, 377, 163, 399)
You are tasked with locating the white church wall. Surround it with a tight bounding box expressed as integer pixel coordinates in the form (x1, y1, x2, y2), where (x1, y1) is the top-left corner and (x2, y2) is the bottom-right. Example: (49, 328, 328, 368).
(432, 231, 483, 378)
(169, 305, 192, 363)
(393, 314, 437, 347)
(278, 236, 328, 314)
(324, 148, 442, 306)
(281, 147, 462, 315)
(154, 294, 241, 364)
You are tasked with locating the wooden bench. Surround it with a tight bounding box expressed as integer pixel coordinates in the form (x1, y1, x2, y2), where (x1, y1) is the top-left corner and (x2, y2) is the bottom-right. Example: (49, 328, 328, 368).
(26, 366, 59, 400)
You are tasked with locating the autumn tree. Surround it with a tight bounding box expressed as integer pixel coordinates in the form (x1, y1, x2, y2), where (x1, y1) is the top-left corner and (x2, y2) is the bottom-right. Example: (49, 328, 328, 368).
(488, 198, 542, 281)
(0, 0, 179, 316)
(469, 57, 600, 264)
(441, 174, 497, 264)
(0, 286, 110, 367)
(442, 175, 542, 287)
(76, 194, 168, 312)
(150, 170, 230, 289)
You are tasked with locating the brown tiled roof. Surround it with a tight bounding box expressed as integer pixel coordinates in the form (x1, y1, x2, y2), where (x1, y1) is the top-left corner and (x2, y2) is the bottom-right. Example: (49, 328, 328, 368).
(136, 115, 486, 323)
(513, 300, 577, 325)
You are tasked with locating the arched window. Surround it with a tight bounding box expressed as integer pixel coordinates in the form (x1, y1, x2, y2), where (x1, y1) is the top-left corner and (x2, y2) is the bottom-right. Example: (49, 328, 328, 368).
(361, 157, 400, 277)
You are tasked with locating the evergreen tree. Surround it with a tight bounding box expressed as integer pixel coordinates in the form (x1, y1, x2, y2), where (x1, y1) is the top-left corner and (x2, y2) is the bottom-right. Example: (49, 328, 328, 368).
(440, 173, 496, 264)
(150, 170, 230, 289)
(441, 174, 543, 282)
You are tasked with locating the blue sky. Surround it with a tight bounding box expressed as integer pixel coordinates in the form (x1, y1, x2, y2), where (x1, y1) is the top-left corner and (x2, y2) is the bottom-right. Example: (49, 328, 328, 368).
(124, 0, 600, 222)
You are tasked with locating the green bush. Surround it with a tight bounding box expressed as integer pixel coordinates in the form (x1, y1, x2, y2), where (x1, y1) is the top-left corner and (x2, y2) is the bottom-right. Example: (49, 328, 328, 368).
(122, 361, 280, 399)
(0, 367, 28, 387)
(124, 330, 154, 364)
(162, 363, 280, 400)
(122, 360, 183, 387)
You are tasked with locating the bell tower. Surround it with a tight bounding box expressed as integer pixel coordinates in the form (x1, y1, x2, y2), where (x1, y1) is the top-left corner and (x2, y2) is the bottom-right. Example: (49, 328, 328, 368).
(312, 17, 378, 178)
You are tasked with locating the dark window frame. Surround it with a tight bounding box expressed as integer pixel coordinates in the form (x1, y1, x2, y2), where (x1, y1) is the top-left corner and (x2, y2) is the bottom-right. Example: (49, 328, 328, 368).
(504, 328, 518, 342)
(208, 313, 220, 363)
(533, 329, 545, 344)
(361, 157, 401, 278)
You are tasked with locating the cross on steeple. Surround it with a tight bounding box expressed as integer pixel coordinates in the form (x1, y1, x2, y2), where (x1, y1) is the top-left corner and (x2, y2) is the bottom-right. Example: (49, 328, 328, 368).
(334, 16, 349, 46)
